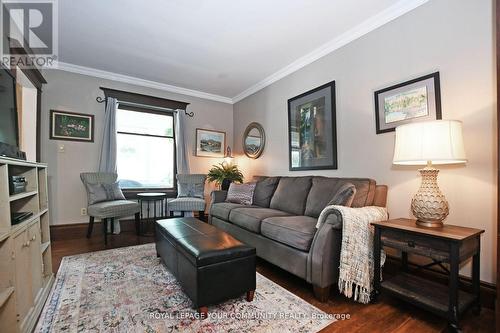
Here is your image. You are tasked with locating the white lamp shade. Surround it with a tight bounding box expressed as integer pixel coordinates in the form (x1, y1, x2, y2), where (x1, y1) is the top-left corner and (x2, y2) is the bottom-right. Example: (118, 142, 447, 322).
(393, 120, 467, 165)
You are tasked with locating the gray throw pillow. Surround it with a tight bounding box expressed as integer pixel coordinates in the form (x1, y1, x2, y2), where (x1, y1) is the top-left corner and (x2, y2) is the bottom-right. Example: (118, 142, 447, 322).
(226, 183, 256, 205)
(178, 182, 204, 198)
(327, 182, 357, 207)
(86, 182, 125, 205)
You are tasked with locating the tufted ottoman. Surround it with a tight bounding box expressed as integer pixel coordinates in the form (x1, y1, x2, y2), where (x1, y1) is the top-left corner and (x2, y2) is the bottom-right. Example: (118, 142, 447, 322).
(155, 217, 256, 318)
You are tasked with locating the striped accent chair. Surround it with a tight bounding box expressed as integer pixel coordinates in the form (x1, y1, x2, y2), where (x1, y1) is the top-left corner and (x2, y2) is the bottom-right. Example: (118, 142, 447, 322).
(80, 172, 140, 245)
(169, 174, 207, 220)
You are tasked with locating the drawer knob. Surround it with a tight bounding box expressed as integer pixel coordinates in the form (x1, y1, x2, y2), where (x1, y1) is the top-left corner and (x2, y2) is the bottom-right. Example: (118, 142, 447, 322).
(407, 241, 415, 248)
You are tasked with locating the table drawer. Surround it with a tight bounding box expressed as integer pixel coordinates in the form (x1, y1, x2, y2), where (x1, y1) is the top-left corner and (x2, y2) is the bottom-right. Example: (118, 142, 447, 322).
(381, 229, 449, 260)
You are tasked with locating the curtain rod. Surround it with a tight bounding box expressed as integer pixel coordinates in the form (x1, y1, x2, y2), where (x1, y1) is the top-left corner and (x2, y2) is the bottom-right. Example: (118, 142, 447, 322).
(95, 96, 194, 117)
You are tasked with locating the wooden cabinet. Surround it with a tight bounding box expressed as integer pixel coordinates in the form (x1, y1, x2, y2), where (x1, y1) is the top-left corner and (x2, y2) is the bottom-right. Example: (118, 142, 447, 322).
(28, 221, 43, 303)
(0, 158, 53, 333)
(13, 229, 33, 328)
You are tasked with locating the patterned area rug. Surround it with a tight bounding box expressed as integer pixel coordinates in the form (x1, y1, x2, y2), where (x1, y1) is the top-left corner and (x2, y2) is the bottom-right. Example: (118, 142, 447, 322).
(36, 244, 334, 332)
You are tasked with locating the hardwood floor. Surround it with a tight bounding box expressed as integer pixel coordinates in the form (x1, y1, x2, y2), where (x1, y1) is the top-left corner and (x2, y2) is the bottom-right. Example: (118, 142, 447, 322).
(51, 231, 494, 333)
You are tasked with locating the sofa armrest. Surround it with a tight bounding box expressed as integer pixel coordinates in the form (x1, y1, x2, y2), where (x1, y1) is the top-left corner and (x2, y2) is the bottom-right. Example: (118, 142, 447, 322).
(210, 190, 227, 204)
(307, 210, 343, 288)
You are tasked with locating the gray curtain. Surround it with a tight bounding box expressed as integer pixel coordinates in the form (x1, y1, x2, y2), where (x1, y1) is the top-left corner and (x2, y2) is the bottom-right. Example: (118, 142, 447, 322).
(175, 110, 190, 174)
(98, 97, 118, 173)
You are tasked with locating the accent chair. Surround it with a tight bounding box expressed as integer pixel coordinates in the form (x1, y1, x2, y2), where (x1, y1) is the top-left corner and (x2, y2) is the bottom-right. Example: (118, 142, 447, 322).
(80, 172, 140, 245)
(168, 174, 207, 220)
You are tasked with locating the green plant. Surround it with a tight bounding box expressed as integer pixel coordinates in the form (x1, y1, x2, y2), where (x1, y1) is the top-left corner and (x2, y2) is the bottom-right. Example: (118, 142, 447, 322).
(207, 163, 244, 186)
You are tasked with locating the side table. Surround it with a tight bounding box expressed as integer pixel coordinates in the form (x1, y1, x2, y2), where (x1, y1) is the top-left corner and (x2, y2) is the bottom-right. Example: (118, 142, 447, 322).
(137, 193, 167, 236)
(372, 218, 484, 331)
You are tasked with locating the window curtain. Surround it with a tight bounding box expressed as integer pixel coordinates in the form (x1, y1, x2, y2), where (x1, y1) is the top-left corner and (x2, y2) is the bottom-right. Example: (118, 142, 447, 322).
(98, 97, 118, 173)
(175, 110, 190, 174)
(98, 97, 120, 234)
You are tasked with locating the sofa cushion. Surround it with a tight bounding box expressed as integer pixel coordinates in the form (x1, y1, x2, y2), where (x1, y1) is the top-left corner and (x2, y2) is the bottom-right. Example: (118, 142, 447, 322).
(211, 202, 251, 220)
(304, 177, 376, 217)
(252, 176, 280, 207)
(229, 208, 290, 233)
(261, 216, 318, 252)
(269, 177, 312, 215)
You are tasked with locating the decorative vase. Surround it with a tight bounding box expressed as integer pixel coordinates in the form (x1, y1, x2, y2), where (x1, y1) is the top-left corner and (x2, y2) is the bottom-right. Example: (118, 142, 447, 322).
(221, 178, 232, 191)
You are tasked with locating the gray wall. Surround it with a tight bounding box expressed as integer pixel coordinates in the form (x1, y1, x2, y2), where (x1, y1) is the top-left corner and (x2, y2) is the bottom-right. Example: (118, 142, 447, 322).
(233, 0, 496, 283)
(41, 70, 233, 226)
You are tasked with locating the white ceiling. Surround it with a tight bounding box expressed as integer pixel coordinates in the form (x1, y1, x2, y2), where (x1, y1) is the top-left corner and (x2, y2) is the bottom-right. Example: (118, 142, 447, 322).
(57, 0, 428, 103)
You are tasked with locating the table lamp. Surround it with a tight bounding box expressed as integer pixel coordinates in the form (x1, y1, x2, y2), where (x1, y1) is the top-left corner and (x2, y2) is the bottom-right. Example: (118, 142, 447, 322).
(393, 120, 467, 227)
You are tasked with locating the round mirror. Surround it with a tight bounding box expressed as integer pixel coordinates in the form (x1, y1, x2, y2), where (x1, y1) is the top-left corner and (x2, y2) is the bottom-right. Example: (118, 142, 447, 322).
(243, 122, 265, 159)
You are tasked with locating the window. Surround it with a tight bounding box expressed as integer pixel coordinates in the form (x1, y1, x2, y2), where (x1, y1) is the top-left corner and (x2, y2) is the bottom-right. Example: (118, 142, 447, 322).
(116, 107, 175, 189)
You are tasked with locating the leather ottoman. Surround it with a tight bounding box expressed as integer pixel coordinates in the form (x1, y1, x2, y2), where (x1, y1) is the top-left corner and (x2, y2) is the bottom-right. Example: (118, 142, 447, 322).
(155, 217, 256, 318)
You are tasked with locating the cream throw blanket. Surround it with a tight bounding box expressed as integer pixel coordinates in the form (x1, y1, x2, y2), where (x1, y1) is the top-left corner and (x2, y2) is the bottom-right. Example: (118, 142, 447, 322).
(316, 205, 388, 304)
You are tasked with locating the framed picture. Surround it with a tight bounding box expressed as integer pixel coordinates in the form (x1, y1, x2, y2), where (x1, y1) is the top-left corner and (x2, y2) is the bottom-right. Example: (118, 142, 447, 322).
(374, 72, 442, 134)
(195, 128, 226, 157)
(287, 81, 337, 171)
(50, 110, 94, 142)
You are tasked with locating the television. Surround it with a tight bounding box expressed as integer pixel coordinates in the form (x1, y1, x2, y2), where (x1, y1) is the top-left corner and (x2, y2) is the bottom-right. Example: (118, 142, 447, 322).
(0, 66, 25, 160)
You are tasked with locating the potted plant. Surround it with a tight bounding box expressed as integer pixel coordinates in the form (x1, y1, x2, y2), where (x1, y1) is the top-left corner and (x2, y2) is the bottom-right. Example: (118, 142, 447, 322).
(207, 163, 244, 190)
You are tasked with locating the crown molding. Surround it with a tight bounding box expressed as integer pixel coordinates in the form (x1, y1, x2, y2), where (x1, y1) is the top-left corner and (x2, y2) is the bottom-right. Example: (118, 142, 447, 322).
(52, 62, 234, 104)
(50, 0, 428, 105)
(232, 0, 430, 103)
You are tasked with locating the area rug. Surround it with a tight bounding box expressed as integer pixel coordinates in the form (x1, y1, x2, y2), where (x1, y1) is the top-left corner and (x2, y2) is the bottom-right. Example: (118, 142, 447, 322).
(36, 244, 334, 332)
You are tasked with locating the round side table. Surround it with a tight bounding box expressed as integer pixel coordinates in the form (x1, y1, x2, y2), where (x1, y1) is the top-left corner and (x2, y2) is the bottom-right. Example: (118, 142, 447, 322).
(137, 192, 167, 236)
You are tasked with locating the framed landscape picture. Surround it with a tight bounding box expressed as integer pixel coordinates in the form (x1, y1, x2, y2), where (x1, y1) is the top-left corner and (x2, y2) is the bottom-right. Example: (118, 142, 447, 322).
(195, 128, 226, 157)
(50, 110, 94, 142)
(374, 72, 442, 134)
(287, 81, 337, 171)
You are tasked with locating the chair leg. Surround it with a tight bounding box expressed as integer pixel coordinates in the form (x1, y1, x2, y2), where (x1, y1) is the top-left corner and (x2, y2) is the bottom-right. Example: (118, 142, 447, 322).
(111, 217, 115, 234)
(135, 212, 140, 235)
(199, 211, 205, 221)
(103, 218, 108, 245)
(87, 216, 95, 238)
(181, 211, 185, 217)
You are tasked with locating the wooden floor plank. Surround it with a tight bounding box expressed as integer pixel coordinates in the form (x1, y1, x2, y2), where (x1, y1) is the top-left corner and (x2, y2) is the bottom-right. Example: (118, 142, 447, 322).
(50, 230, 495, 332)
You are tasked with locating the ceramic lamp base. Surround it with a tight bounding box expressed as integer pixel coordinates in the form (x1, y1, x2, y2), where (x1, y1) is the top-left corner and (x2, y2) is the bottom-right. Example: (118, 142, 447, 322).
(411, 165, 449, 228)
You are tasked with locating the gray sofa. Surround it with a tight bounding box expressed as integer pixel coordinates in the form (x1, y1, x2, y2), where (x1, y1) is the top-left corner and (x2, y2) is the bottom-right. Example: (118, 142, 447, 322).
(209, 176, 387, 301)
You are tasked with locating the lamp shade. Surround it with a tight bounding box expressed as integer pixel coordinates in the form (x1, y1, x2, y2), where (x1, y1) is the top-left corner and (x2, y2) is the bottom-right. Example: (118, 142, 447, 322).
(393, 120, 467, 165)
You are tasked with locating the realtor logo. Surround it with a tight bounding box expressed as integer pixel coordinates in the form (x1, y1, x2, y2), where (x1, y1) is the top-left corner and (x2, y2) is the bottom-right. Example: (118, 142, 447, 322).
(1, 0, 58, 68)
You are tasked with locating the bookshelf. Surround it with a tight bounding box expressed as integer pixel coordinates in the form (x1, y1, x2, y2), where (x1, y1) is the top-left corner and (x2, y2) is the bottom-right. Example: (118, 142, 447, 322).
(0, 157, 54, 333)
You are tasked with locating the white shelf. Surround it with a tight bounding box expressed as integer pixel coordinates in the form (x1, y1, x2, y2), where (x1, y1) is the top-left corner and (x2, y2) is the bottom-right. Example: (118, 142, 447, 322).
(0, 232, 9, 243)
(9, 190, 38, 202)
(0, 287, 14, 308)
(11, 211, 44, 235)
(40, 242, 50, 254)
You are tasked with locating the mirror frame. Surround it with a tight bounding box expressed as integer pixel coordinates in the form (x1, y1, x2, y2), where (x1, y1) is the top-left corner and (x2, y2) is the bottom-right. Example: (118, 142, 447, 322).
(242, 122, 265, 159)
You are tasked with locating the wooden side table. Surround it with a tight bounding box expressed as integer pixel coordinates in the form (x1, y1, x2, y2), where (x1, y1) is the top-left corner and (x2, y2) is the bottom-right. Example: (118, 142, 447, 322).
(372, 218, 484, 331)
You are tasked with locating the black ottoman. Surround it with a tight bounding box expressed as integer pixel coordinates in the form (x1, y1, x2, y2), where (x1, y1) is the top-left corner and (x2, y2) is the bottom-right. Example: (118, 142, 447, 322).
(155, 217, 256, 318)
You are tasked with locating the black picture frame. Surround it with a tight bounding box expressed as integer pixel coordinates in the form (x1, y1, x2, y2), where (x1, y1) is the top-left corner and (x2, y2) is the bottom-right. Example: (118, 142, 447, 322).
(49, 110, 94, 142)
(374, 72, 442, 134)
(287, 81, 337, 171)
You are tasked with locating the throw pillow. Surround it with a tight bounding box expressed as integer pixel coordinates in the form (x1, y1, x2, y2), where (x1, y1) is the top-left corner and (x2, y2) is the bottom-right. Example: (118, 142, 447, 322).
(86, 182, 125, 205)
(226, 183, 256, 205)
(327, 182, 357, 207)
(102, 182, 126, 201)
(178, 182, 204, 198)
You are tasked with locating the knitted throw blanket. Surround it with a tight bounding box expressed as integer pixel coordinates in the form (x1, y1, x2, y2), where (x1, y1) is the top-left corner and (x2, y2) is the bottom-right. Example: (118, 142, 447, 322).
(316, 205, 388, 304)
